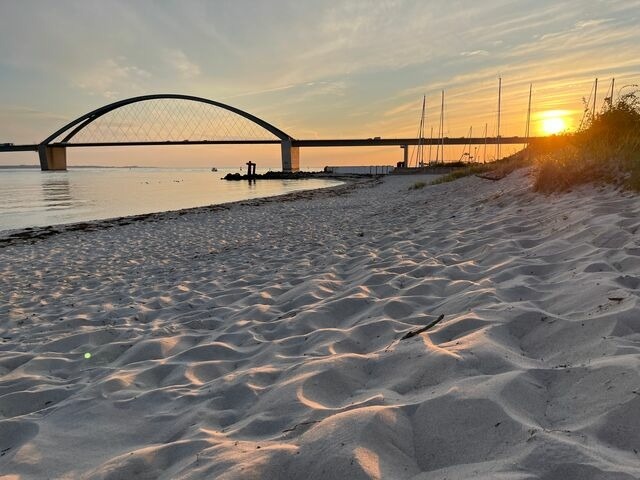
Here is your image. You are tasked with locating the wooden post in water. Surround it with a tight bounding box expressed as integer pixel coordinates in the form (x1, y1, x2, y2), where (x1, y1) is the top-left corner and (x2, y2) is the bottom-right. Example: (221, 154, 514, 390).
(246, 161, 256, 179)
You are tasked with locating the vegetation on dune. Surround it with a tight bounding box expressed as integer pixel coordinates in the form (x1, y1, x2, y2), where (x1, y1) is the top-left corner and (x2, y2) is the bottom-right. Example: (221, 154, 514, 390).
(426, 90, 640, 193)
(408, 181, 426, 190)
(430, 164, 491, 185)
(430, 153, 532, 186)
(533, 90, 640, 192)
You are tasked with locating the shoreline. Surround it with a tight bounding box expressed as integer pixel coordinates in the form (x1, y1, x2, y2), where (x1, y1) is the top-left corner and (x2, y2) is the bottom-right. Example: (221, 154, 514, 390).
(2, 168, 640, 478)
(0, 176, 376, 247)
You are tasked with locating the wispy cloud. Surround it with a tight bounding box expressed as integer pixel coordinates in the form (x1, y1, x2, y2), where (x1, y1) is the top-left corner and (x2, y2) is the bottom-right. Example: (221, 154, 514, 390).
(461, 50, 489, 57)
(74, 58, 151, 98)
(0, 106, 67, 121)
(164, 49, 200, 79)
(575, 18, 611, 29)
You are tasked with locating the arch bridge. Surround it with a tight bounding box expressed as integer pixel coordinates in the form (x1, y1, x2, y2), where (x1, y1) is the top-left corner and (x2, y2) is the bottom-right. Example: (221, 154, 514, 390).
(1, 93, 539, 171)
(30, 94, 300, 172)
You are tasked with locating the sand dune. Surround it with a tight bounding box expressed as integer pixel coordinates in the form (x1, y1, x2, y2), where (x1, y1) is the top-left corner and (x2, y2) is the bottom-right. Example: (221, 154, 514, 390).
(2, 169, 640, 479)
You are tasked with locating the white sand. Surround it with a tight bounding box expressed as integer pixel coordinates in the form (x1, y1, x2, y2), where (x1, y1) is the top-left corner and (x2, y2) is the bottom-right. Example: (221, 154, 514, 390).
(1, 169, 640, 479)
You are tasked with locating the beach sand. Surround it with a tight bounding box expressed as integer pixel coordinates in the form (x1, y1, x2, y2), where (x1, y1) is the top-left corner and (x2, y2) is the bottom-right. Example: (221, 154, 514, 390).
(1, 169, 640, 479)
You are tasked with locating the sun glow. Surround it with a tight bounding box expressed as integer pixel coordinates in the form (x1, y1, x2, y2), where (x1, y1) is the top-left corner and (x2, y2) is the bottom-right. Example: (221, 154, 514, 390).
(539, 110, 571, 135)
(542, 117, 566, 135)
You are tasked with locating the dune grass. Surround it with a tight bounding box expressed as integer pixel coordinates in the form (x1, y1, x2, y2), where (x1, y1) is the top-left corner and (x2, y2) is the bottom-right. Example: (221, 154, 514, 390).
(533, 90, 640, 192)
(430, 153, 532, 185)
(408, 181, 427, 190)
(430, 164, 491, 185)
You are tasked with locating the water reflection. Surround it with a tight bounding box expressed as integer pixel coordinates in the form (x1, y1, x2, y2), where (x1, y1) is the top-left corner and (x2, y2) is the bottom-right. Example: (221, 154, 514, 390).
(0, 167, 342, 231)
(40, 173, 73, 210)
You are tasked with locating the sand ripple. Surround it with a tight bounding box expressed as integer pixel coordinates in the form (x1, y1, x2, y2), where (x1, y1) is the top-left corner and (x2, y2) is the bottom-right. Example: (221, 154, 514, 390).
(2, 170, 640, 478)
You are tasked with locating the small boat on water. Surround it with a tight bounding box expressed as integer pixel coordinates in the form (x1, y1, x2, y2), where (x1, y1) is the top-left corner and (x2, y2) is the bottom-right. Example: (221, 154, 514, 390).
(211, 167, 218, 172)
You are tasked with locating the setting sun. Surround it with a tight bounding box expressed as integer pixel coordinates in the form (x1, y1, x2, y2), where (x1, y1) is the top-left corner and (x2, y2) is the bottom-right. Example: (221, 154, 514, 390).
(542, 116, 566, 135)
(539, 110, 571, 135)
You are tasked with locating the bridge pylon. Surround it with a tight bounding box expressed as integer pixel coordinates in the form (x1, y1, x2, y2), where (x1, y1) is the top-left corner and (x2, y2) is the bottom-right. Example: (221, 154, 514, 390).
(38, 145, 67, 171)
(281, 139, 300, 172)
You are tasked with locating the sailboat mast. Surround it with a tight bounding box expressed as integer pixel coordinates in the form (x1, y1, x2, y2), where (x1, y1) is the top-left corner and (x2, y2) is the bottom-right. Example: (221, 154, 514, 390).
(436, 91, 442, 163)
(579, 78, 596, 131)
(525, 83, 532, 158)
(483, 123, 488, 163)
(419, 95, 426, 167)
(497, 77, 502, 161)
(428, 126, 433, 165)
(440, 90, 445, 164)
(525, 83, 532, 140)
(592, 77, 598, 121)
(610, 77, 615, 107)
(409, 95, 425, 167)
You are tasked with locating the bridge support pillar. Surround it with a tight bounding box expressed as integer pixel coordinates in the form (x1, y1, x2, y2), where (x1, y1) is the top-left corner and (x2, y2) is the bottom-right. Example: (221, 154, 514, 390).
(400, 145, 408, 167)
(38, 145, 67, 171)
(281, 139, 299, 172)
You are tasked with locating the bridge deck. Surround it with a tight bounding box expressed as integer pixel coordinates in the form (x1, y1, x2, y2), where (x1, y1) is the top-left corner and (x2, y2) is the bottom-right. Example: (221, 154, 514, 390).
(0, 136, 537, 153)
(0, 144, 39, 152)
(293, 137, 534, 147)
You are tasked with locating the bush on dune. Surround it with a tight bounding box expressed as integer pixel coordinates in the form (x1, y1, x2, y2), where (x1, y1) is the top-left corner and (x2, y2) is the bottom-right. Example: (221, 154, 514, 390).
(533, 90, 640, 192)
(430, 153, 531, 185)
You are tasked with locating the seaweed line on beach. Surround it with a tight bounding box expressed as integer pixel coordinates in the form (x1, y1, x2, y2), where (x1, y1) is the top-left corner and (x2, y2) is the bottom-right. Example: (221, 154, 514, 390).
(0, 176, 380, 248)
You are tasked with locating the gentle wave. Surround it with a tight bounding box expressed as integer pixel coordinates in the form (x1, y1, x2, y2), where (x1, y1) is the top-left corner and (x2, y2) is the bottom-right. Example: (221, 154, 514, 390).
(0, 167, 341, 231)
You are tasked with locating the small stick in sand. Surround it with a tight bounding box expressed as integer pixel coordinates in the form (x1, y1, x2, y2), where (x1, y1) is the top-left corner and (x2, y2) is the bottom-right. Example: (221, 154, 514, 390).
(282, 420, 320, 433)
(400, 314, 445, 340)
(476, 172, 504, 181)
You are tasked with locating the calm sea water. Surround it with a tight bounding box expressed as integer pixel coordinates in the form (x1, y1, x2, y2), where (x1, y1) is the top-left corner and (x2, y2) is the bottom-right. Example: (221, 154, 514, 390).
(0, 167, 342, 231)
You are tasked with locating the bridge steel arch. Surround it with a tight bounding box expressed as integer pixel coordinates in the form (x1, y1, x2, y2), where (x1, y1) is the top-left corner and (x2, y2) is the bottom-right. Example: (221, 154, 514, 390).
(38, 94, 299, 172)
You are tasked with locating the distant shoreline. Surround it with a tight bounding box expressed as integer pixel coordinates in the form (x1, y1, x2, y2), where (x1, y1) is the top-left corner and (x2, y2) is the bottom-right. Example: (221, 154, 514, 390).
(0, 164, 157, 169)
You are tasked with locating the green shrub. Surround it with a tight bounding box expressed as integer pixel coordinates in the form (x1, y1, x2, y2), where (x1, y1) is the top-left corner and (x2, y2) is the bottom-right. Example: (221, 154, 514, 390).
(533, 90, 640, 192)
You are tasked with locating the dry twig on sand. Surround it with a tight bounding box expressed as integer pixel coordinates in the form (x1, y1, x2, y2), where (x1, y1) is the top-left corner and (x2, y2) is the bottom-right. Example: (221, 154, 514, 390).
(400, 314, 445, 340)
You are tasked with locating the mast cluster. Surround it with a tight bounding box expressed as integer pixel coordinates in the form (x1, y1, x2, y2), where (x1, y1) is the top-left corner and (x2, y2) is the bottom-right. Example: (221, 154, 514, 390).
(406, 77, 541, 167)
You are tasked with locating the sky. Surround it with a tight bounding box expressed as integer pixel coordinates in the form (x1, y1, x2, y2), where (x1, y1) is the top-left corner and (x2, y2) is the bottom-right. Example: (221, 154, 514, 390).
(1, 0, 639, 168)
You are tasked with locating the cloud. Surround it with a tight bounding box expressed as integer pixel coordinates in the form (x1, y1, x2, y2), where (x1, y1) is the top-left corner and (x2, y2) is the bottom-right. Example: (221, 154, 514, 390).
(0, 106, 67, 121)
(164, 49, 201, 79)
(575, 19, 611, 29)
(74, 58, 151, 98)
(383, 100, 421, 118)
(460, 50, 489, 57)
(226, 80, 347, 106)
(223, 83, 299, 100)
